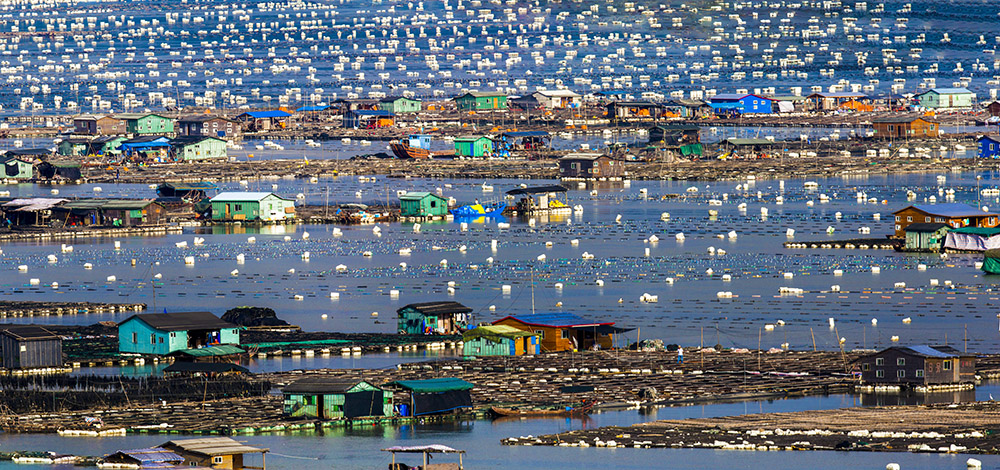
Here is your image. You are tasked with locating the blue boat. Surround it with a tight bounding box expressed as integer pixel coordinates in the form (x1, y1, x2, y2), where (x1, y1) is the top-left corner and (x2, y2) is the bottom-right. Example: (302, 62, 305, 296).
(450, 202, 506, 217)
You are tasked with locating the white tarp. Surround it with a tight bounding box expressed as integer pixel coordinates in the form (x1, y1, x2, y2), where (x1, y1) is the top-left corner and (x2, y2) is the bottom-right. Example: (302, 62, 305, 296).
(776, 101, 795, 113)
(943, 232, 1000, 251)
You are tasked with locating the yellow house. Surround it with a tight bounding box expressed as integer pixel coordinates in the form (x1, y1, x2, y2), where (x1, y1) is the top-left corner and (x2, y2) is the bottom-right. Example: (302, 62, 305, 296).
(160, 437, 268, 470)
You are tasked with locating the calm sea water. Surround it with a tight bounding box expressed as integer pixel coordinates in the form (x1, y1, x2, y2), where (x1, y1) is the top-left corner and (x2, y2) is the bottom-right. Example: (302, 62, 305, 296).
(5, 171, 1000, 352)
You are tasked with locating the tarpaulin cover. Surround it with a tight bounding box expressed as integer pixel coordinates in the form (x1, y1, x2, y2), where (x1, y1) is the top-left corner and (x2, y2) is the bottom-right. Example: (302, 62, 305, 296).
(343, 390, 385, 418)
(944, 232, 1000, 251)
(412, 389, 472, 416)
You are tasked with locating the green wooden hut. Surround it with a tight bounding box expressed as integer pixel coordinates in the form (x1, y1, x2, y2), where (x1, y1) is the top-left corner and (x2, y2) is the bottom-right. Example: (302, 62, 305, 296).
(379, 96, 422, 113)
(116, 113, 175, 134)
(209, 192, 295, 222)
(454, 137, 494, 157)
(462, 325, 539, 357)
(169, 136, 228, 161)
(454, 92, 508, 111)
(399, 192, 448, 217)
(283, 378, 392, 419)
(0, 156, 33, 179)
(396, 301, 471, 335)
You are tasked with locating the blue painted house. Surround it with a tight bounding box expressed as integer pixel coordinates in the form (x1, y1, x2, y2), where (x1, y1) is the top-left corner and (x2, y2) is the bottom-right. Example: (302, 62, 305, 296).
(978, 136, 1000, 159)
(118, 311, 241, 355)
(708, 93, 772, 115)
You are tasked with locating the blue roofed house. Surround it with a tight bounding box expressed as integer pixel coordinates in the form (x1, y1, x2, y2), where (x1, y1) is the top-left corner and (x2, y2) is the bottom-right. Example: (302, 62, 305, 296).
(893, 203, 1000, 237)
(915, 88, 975, 109)
(118, 311, 241, 355)
(120, 135, 172, 161)
(343, 110, 395, 129)
(858, 345, 976, 386)
(235, 110, 293, 131)
(708, 93, 772, 115)
(978, 136, 1000, 159)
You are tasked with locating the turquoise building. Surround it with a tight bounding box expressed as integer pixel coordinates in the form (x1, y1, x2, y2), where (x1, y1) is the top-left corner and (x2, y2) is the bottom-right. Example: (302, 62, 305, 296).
(118, 312, 241, 355)
(462, 325, 539, 357)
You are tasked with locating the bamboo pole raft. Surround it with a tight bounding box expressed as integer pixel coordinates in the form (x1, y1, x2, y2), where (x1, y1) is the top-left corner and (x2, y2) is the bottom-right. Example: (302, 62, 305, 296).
(503, 402, 1000, 454)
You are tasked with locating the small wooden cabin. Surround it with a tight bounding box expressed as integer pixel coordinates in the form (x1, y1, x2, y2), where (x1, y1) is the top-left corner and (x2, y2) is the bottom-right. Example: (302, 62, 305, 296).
(283, 377, 391, 419)
(397, 301, 472, 335)
(858, 345, 976, 386)
(892, 203, 999, 238)
(558, 154, 624, 179)
(462, 325, 539, 357)
(159, 437, 267, 470)
(492, 313, 621, 352)
(903, 223, 949, 251)
(0, 326, 63, 369)
(872, 117, 939, 139)
(399, 192, 449, 217)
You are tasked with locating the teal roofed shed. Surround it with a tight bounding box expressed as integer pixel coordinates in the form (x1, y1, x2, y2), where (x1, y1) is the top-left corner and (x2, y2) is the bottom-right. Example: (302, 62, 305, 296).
(118, 311, 241, 355)
(399, 192, 448, 217)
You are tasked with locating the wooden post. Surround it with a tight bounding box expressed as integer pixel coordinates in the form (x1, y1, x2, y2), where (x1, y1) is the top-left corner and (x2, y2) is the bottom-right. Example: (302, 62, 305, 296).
(810, 328, 816, 352)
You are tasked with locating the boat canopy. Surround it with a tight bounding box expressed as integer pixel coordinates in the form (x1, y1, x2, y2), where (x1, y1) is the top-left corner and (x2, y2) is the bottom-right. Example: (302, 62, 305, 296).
(505, 185, 568, 195)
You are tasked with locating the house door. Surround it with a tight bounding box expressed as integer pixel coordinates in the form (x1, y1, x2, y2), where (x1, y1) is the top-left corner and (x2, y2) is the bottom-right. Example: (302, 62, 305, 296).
(225, 204, 231, 217)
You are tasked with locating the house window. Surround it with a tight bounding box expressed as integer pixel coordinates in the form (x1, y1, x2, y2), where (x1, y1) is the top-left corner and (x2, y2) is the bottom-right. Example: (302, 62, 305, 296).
(561, 330, 570, 339)
(213, 457, 224, 464)
(875, 357, 884, 366)
(897, 358, 905, 366)
(170, 332, 176, 338)
(916, 369, 924, 377)
(234, 204, 243, 211)
(897, 370, 905, 378)
(534, 330, 545, 338)
(19, 345, 26, 352)
(924, 217, 931, 222)
(895, 216, 900, 222)
(132, 332, 138, 343)
(895, 224, 901, 231)
(943, 360, 951, 370)
(233, 329, 239, 335)
(935, 218, 944, 222)
(876, 370, 884, 378)
(150, 334, 156, 344)
(862, 363, 870, 371)
(906, 216, 912, 222)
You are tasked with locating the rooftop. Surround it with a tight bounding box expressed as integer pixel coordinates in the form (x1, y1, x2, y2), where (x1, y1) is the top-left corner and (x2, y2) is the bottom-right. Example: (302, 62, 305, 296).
(398, 301, 472, 315)
(211, 191, 291, 202)
(122, 311, 237, 332)
(495, 312, 614, 328)
(0, 325, 59, 341)
(161, 437, 268, 457)
(898, 203, 996, 218)
(283, 377, 376, 394)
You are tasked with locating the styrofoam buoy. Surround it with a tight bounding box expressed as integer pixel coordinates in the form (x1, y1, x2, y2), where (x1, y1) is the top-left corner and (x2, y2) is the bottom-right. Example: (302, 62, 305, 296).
(336, 264, 347, 272)
(184, 256, 195, 265)
(675, 233, 685, 241)
(871, 266, 880, 274)
(29, 278, 39, 285)
(231, 269, 239, 276)
(902, 317, 912, 324)
(596, 279, 605, 286)
(967, 458, 982, 469)
(107, 275, 117, 282)
(302, 251, 311, 260)
(891, 335, 899, 342)
(302, 231, 310, 240)
(247, 236, 256, 243)
(330, 292, 340, 300)
(871, 318, 878, 326)
(886, 463, 900, 470)
(502, 285, 512, 294)
(665, 277, 675, 284)
(833, 269, 843, 276)
(783, 272, 794, 279)
(786, 228, 795, 238)
(321, 314, 329, 319)
(84, 263, 93, 270)
(828, 318, 836, 328)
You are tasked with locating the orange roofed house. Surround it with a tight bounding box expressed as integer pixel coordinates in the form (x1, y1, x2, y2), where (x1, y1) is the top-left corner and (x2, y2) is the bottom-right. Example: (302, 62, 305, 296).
(492, 313, 629, 352)
(893, 203, 999, 238)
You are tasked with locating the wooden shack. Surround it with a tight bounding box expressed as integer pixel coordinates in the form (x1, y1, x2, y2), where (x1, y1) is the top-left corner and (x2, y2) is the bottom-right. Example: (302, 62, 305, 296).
(858, 345, 976, 386)
(176, 115, 241, 139)
(558, 153, 624, 179)
(454, 92, 508, 111)
(209, 192, 295, 222)
(397, 301, 472, 335)
(872, 117, 939, 139)
(36, 160, 82, 181)
(492, 313, 624, 352)
(903, 223, 950, 251)
(453, 136, 494, 157)
(159, 437, 267, 470)
(0, 156, 33, 179)
(283, 378, 391, 419)
(399, 192, 449, 218)
(118, 311, 241, 355)
(0, 326, 63, 369)
(462, 325, 539, 357)
(892, 203, 999, 238)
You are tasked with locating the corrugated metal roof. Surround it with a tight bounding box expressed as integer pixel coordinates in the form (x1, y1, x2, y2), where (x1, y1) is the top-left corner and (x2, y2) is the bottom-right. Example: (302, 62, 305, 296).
(241, 110, 293, 118)
(902, 345, 958, 358)
(391, 378, 474, 393)
(211, 191, 290, 202)
(903, 223, 949, 233)
(283, 377, 375, 394)
(2, 198, 67, 211)
(398, 301, 472, 315)
(161, 437, 268, 456)
(122, 312, 237, 332)
(924, 87, 972, 95)
(0, 325, 59, 341)
(903, 203, 996, 218)
(163, 362, 250, 374)
(496, 312, 614, 328)
(463, 325, 537, 341)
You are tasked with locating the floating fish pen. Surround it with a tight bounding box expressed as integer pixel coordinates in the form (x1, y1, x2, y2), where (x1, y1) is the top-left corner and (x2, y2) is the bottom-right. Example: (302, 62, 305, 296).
(0, 301, 145, 318)
(503, 402, 1000, 455)
(784, 238, 900, 250)
(0, 225, 182, 241)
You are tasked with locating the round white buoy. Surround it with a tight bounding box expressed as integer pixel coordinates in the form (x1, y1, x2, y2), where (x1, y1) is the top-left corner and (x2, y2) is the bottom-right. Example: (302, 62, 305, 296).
(330, 292, 340, 300)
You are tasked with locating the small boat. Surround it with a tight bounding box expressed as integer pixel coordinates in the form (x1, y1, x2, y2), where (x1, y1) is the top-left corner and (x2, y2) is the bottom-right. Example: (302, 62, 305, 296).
(383, 444, 465, 470)
(389, 142, 431, 160)
(390, 134, 434, 160)
(489, 402, 593, 418)
(450, 202, 506, 217)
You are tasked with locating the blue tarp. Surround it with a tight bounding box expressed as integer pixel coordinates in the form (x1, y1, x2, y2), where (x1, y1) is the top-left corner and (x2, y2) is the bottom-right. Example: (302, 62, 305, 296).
(243, 110, 292, 118)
